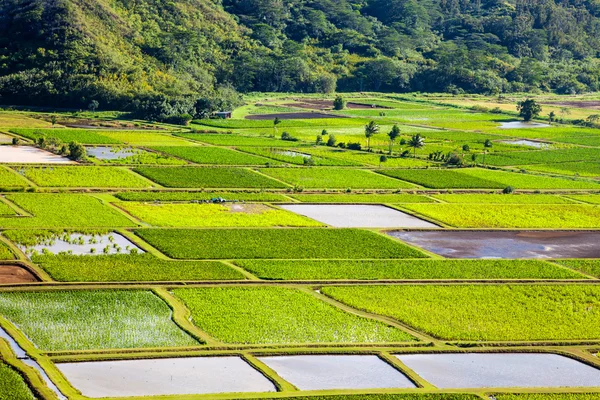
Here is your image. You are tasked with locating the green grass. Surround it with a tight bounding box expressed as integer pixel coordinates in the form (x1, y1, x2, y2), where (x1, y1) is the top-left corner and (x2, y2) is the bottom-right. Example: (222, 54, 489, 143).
(119, 202, 323, 227)
(322, 284, 600, 341)
(555, 260, 600, 279)
(484, 147, 600, 166)
(0, 362, 35, 400)
(0, 290, 198, 351)
(32, 253, 244, 282)
(401, 203, 600, 228)
(17, 166, 151, 188)
(0, 167, 30, 188)
(114, 191, 290, 202)
(261, 168, 416, 189)
(519, 161, 600, 177)
(378, 169, 503, 189)
(234, 259, 585, 280)
(153, 146, 276, 165)
(134, 167, 288, 188)
(0, 241, 15, 260)
(9, 128, 121, 144)
(289, 193, 435, 203)
(0, 194, 136, 228)
(173, 287, 415, 344)
(135, 228, 427, 259)
(175, 134, 301, 147)
(495, 394, 600, 400)
(433, 194, 575, 204)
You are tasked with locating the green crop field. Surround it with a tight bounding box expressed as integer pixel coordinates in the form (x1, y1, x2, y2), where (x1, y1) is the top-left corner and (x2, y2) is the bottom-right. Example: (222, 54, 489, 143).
(261, 168, 417, 189)
(432, 194, 575, 204)
(378, 169, 503, 189)
(234, 259, 585, 280)
(0, 194, 136, 228)
(134, 167, 288, 188)
(119, 202, 322, 227)
(0, 241, 14, 260)
(97, 131, 196, 146)
(322, 285, 600, 341)
(0, 362, 35, 400)
(135, 228, 426, 259)
(114, 191, 290, 202)
(495, 395, 600, 400)
(32, 253, 244, 282)
(175, 133, 301, 147)
(153, 146, 276, 165)
(17, 166, 151, 188)
(288, 193, 435, 203)
(565, 195, 600, 204)
(0, 290, 197, 350)
(520, 161, 600, 177)
(0, 167, 31, 188)
(173, 287, 415, 344)
(237, 147, 359, 166)
(401, 204, 600, 228)
(555, 260, 600, 278)
(9, 128, 121, 144)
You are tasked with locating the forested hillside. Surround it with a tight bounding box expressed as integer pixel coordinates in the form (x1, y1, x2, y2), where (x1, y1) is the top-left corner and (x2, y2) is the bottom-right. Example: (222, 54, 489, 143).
(2, 0, 600, 115)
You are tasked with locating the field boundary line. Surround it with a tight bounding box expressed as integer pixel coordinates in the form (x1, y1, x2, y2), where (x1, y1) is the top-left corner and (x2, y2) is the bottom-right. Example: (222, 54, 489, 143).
(221, 261, 261, 281)
(378, 351, 436, 389)
(242, 353, 298, 392)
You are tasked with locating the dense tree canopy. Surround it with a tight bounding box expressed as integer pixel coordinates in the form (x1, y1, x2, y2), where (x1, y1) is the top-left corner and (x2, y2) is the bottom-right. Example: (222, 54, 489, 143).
(2, 0, 600, 114)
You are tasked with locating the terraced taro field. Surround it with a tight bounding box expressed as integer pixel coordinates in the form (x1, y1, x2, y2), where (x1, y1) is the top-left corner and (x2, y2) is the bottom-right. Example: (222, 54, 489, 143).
(0, 94, 599, 400)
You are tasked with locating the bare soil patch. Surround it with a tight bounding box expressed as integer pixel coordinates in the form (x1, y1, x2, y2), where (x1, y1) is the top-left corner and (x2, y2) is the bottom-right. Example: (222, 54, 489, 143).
(245, 112, 346, 120)
(0, 265, 39, 283)
(283, 99, 388, 110)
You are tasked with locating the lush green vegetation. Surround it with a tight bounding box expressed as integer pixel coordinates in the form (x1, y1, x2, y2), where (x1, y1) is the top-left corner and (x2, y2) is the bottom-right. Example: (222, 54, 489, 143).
(173, 287, 414, 344)
(0, 167, 30, 188)
(32, 253, 244, 282)
(555, 260, 600, 279)
(97, 132, 196, 147)
(566, 195, 600, 205)
(0, 362, 35, 400)
(322, 285, 600, 341)
(235, 259, 585, 281)
(433, 194, 576, 204)
(0, 290, 198, 350)
(119, 202, 322, 227)
(239, 147, 359, 166)
(18, 166, 151, 188)
(254, 396, 478, 400)
(10, 129, 121, 145)
(495, 394, 600, 400)
(135, 228, 426, 259)
(401, 204, 600, 228)
(521, 162, 600, 178)
(115, 191, 290, 202)
(379, 169, 504, 189)
(289, 193, 434, 203)
(176, 134, 300, 147)
(0, 194, 136, 228)
(134, 167, 288, 188)
(262, 168, 416, 189)
(459, 168, 600, 190)
(153, 146, 276, 165)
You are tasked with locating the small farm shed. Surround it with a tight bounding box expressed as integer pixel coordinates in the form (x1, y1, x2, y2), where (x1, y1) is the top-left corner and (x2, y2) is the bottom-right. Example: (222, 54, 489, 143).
(214, 111, 232, 119)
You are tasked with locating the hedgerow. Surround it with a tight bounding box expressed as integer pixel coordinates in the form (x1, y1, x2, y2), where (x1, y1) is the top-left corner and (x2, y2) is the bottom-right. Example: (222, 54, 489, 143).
(133, 167, 288, 188)
(234, 259, 585, 280)
(173, 287, 415, 344)
(135, 228, 426, 259)
(322, 285, 600, 341)
(0, 290, 198, 350)
(32, 253, 244, 282)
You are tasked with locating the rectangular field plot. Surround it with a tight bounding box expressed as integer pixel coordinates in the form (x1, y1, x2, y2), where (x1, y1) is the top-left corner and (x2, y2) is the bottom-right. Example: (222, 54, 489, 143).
(388, 230, 600, 259)
(119, 203, 322, 227)
(521, 161, 600, 177)
(16, 166, 152, 188)
(379, 169, 503, 189)
(97, 131, 196, 146)
(175, 133, 300, 147)
(153, 146, 276, 165)
(259, 355, 415, 390)
(289, 193, 434, 203)
(0, 362, 36, 399)
(0, 166, 31, 187)
(18, 231, 143, 256)
(115, 191, 290, 202)
(459, 168, 600, 189)
(432, 194, 575, 204)
(10, 128, 121, 144)
(321, 285, 600, 341)
(134, 167, 288, 188)
(32, 253, 244, 282)
(400, 204, 600, 228)
(555, 260, 600, 279)
(173, 287, 415, 344)
(261, 168, 417, 189)
(0, 194, 136, 228)
(86, 146, 185, 165)
(0, 290, 197, 351)
(397, 353, 600, 388)
(280, 204, 439, 228)
(234, 259, 585, 280)
(57, 357, 275, 398)
(135, 228, 426, 259)
(0, 146, 74, 164)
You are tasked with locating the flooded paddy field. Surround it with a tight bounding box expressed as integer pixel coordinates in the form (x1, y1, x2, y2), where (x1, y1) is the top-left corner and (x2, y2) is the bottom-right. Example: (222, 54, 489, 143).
(258, 355, 416, 390)
(0, 146, 74, 163)
(280, 204, 440, 228)
(388, 230, 600, 258)
(499, 121, 551, 129)
(21, 232, 144, 256)
(397, 353, 600, 388)
(85, 146, 139, 160)
(57, 357, 276, 397)
(500, 139, 551, 148)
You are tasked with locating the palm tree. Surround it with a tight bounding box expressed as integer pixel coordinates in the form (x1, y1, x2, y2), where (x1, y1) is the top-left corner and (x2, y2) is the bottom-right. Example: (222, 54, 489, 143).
(387, 124, 400, 155)
(407, 134, 425, 158)
(364, 121, 379, 151)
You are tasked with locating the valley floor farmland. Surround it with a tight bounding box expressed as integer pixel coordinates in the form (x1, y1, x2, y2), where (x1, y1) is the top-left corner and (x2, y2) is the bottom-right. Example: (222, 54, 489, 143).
(0, 93, 599, 399)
